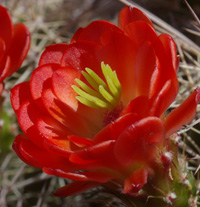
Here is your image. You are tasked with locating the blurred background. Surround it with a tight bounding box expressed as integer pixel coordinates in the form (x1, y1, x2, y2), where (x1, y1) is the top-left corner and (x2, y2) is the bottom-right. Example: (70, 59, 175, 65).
(0, 0, 199, 206)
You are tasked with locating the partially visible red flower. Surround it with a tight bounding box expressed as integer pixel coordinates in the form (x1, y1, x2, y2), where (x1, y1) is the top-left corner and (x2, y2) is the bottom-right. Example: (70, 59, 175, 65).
(0, 5, 30, 93)
(11, 6, 200, 197)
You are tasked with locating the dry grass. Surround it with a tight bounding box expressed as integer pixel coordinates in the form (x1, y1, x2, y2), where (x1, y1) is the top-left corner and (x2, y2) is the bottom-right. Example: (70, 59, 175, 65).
(0, 0, 200, 206)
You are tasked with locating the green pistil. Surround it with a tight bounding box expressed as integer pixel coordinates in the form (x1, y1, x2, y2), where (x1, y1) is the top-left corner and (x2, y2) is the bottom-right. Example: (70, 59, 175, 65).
(72, 62, 122, 109)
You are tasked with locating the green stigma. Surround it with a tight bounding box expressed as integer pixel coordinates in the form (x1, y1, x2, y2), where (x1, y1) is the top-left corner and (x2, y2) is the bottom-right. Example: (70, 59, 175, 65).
(72, 62, 121, 109)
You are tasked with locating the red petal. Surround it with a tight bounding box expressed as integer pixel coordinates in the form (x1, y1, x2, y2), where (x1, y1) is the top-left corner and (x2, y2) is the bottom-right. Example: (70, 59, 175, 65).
(94, 113, 140, 143)
(68, 136, 93, 147)
(36, 116, 74, 157)
(0, 5, 13, 49)
(0, 56, 11, 82)
(30, 63, 59, 112)
(53, 181, 100, 197)
(17, 99, 45, 149)
(71, 20, 122, 43)
(12, 134, 36, 167)
(69, 140, 115, 166)
(114, 117, 164, 165)
(41, 88, 92, 138)
(147, 36, 179, 114)
(0, 37, 6, 61)
(39, 43, 68, 66)
(135, 42, 157, 96)
(165, 88, 200, 137)
(149, 35, 178, 100)
(124, 21, 157, 49)
(61, 41, 101, 74)
(18, 136, 76, 171)
(13, 134, 76, 172)
(52, 67, 81, 111)
(159, 33, 178, 72)
(43, 140, 73, 158)
(149, 80, 178, 117)
(44, 168, 112, 183)
(7, 23, 30, 76)
(118, 7, 154, 31)
(123, 168, 148, 194)
(10, 81, 31, 114)
(120, 96, 149, 117)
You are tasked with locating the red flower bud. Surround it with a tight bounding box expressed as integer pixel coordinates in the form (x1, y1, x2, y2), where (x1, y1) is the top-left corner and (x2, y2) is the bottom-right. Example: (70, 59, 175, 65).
(0, 6, 30, 92)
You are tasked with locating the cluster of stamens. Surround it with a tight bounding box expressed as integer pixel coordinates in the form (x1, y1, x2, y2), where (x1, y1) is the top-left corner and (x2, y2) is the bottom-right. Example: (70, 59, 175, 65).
(72, 62, 121, 110)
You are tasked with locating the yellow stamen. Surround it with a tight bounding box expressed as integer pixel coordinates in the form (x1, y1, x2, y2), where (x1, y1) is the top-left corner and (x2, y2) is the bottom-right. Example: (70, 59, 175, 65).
(72, 61, 122, 109)
(85, 68, 108, 90)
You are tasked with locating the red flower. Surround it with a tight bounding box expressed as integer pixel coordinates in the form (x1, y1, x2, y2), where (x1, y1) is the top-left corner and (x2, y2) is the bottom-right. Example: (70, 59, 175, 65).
(0, 5, 30, 93)
(11, 7, 200, 196)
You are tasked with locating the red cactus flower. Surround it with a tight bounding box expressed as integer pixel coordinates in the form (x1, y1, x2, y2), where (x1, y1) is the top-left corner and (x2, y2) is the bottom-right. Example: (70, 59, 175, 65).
(11, 6, 200, 197)
(0, 5, 30, 93)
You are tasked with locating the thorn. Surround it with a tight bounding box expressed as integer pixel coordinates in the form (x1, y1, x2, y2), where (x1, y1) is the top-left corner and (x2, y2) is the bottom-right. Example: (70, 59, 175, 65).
(184, 0, 200, 26)
(195, 164, 200, 175)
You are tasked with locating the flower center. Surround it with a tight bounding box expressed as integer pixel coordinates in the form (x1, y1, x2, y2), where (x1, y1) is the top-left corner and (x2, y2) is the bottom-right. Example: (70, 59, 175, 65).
(103, 103, 123, 127)
(72, 62, 121, 110)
